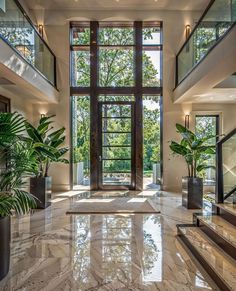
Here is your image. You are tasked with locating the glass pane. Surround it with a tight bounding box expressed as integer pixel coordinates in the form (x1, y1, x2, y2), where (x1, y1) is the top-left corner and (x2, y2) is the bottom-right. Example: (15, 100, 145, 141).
(102, 104, 131, 118)
(222, 133, 236, 197)
(143, 49, 161, 87)
(0, 0, 55, 85)
(143, 27, 161, 45)
(103, 133, 131, 146)
(103, 160, 131, 173)
(71, 26, 90, 45)
(99, 27, 134, 45)
(99, 95, 135, 102)
(72, 96, 90, 189)
(71, 50, 90, 87)
(195, 116, 217, 143)
(195, 116, 217, 186)
(177, 0, 234, 84)
(103, 147, 131, 159)
(143, 95, 161, 190)
(99, 47, 134, 87)
(35, 35, 55, 84)
(102, 118, 131, 132)
(103, 173, 131, 186)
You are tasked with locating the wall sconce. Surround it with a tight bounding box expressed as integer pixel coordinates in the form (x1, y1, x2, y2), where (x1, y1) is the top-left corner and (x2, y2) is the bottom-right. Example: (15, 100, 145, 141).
(38, 24, 44, 38)
(185, 25, 191, 40)
(40, 114, 46, 119)
(185, 115, 190, 129)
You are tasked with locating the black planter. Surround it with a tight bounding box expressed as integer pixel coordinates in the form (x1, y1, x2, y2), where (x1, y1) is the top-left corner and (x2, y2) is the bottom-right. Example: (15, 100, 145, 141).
(182, 177, 203, 209)
(30, 177, 52, 209)
(0, 216, 10, 280)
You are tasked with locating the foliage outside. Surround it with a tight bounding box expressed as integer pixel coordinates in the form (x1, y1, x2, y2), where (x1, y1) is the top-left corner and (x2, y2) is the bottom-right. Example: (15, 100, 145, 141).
(169, 123, 216, 178)
(72, 27, 161, 178)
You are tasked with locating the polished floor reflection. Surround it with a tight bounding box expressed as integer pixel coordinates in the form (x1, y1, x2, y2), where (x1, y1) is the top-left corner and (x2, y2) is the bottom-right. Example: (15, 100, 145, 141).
(0, 191, 218, 290)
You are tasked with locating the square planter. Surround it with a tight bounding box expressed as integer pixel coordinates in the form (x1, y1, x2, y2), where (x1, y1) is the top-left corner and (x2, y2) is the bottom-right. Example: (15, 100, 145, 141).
(30, 177, 52, 209)
(182, 177, 203, 209)
(0, 216, 10, 280)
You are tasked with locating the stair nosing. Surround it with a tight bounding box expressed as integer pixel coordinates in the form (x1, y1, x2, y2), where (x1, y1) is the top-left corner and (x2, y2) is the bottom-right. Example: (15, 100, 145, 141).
(197, 214, 236, 249)
(214, 203, 236, 217)
(178, 225, 236, 291)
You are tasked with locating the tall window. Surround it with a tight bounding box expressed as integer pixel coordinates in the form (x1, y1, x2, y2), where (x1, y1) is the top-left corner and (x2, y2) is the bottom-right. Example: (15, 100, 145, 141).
(195, 115, 219, 188)
(70, 22, 162, 190)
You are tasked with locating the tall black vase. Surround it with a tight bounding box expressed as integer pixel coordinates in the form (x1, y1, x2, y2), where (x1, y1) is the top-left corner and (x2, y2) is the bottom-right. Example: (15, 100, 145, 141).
(182, 177, 203, 209)
(0, 216, 10, 280)
(30, 177, 52, 209)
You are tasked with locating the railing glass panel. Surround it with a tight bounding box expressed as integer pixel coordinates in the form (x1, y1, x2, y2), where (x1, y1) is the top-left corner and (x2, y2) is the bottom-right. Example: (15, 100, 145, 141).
(222, 132, 236, 200)
(0, 0, 56, 86)
(177, 0, 236, 85)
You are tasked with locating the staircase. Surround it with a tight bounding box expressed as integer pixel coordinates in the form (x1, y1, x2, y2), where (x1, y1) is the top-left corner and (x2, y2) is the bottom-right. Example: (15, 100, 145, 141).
(177, 128, 236, 290)
(177, 203, 236, 290)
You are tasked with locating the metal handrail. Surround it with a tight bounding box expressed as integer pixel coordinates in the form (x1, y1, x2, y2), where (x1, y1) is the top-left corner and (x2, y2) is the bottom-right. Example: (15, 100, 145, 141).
(216, 128, 236, 203)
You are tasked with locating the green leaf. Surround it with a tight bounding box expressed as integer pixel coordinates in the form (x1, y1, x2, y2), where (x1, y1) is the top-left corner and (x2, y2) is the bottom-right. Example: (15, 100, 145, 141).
(197, 165, 216, 172)
(25, 122, 43, 143)
(169, 141, 190, 156)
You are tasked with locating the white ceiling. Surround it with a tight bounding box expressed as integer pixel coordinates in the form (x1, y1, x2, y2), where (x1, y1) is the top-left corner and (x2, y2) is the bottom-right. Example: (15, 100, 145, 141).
(22, 0, 209, 11)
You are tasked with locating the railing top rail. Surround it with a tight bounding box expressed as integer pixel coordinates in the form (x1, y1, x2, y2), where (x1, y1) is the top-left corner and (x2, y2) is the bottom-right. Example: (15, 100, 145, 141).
(217, 128, 236, 145)
(224, 186, 236, 200)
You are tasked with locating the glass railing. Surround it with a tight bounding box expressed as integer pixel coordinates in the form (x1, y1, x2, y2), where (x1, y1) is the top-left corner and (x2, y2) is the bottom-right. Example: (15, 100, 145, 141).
(0, 0, 56, 86)
(176, 0, 236, 85)
(216, 128, 236, 203)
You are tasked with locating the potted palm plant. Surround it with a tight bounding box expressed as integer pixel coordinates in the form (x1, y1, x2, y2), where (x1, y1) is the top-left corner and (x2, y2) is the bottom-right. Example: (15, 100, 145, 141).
(170, 123, 216, 209)
(25, 116, 69, 209)
(0, 112, 36, 280)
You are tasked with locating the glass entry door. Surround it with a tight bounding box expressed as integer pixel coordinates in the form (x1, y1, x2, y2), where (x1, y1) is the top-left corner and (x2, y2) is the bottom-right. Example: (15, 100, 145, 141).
(98, 102, 135, 190)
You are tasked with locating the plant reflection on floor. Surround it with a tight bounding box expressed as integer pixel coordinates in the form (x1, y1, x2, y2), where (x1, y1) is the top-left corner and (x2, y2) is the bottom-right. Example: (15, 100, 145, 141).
(72, 214, 162, 289)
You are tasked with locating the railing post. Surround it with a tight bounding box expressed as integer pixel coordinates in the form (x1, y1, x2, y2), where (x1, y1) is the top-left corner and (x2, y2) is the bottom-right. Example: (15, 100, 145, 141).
(216, 141, 224, 203)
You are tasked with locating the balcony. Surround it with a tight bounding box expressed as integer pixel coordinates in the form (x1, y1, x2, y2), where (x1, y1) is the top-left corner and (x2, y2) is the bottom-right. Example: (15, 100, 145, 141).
(174, 0, 236, 103)
(0, 0, 58, 103)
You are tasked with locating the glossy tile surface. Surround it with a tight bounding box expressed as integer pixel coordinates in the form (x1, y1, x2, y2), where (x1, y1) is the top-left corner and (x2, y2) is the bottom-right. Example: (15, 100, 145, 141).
(198, 215, 236, 248)
(0, 191, 219, 290)
(178, 226, 236, 291)
(215, 203, 236, 216)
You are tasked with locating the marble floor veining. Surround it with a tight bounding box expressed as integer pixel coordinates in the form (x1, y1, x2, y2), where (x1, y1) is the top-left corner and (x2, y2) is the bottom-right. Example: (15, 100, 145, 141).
(0, 191, 220, 291)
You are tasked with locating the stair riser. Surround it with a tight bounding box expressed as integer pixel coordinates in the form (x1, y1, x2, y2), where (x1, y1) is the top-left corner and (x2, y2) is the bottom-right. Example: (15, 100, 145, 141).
(215, 207, 236, 226)
(177, 226, 231, 291)
(197, 220, 236, 260)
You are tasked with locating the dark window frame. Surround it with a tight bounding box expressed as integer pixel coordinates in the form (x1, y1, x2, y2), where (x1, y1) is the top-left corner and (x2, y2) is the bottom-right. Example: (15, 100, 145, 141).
(70, 21, 163, 190)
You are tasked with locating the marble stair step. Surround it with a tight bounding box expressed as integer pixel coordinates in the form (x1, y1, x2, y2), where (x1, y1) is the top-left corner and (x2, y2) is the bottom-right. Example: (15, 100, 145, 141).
(178, 225, 236, 291)
(197, 215, 236, 249)
(213, 203, 236, 227)
(214, 203, 236, 217)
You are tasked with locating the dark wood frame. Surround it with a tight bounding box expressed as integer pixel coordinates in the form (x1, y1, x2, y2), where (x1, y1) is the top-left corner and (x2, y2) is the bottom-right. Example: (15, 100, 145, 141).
(195, 114, 220, 187)
(98, 101, 135, 190)
(70, 21, 163, 190)
(0, 96, 11, 113)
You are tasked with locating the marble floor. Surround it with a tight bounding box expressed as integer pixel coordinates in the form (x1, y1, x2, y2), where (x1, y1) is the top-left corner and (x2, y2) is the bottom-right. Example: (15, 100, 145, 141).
(0, 191, 220, 291)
